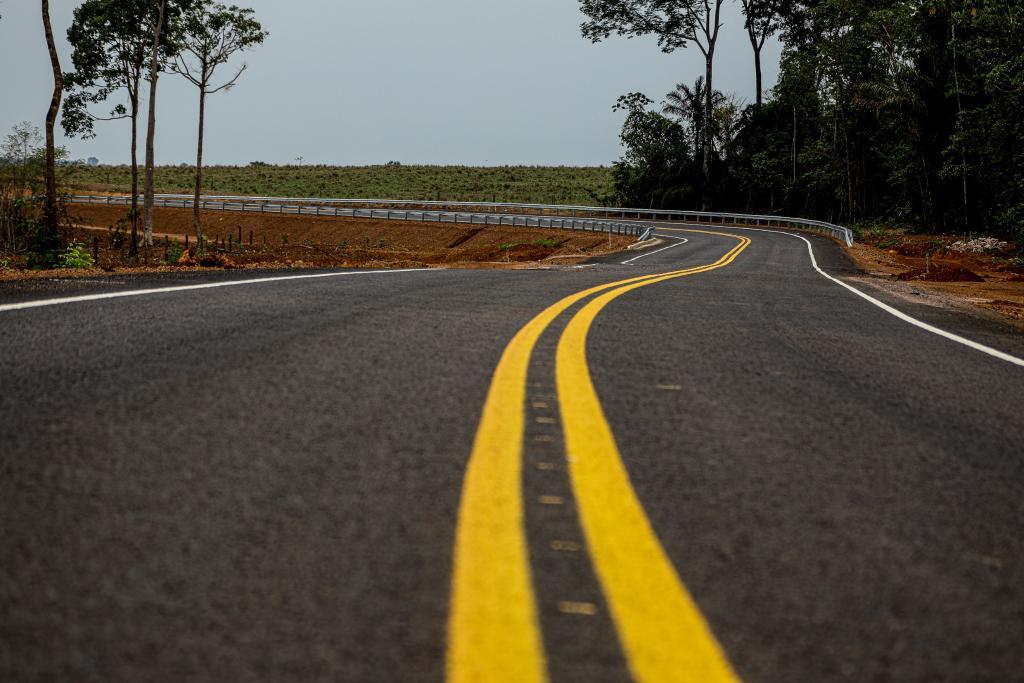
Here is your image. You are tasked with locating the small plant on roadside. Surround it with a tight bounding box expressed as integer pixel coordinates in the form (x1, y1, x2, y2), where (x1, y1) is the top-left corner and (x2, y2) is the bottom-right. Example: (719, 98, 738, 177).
(338, 239, 348, 248)
(534, 238, 560, 248)
(876, 238, 901, 250)
(58, 241, 95, 269)
(850, 221, 889, 239)
(164, 239, 183, 264)
(378, 238, 386, 248)
(499, 242, 519, 250)
(109, 218, 128, 249)
(0, 258, 10, 269)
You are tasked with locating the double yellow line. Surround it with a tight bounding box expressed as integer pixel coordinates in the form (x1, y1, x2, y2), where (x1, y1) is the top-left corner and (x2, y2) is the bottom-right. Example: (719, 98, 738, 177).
(447, 231, 750, 683)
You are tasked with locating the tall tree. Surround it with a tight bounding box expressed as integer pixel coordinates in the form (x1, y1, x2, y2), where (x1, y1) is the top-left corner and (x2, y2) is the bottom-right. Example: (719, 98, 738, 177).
(64, 0, 151, 256)
(580, 0, 725, 210)
(739, 0, 782, 107)
(171, 1, 266, 240)
(142, 0, 168, 247)
(41, 0, 63, 264)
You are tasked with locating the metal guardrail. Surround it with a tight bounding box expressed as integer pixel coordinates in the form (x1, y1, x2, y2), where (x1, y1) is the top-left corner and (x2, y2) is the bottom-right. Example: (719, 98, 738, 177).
(68, 194, 855, 246)
(67, 195, 646, 238)
(152, 193, 855, 245)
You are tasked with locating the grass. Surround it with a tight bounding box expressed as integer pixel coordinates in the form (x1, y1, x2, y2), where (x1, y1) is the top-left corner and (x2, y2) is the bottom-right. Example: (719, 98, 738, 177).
(64, 164, 617, 206)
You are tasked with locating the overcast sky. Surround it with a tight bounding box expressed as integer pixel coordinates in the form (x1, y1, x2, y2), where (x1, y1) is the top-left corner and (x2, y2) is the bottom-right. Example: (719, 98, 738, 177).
(0, 0, 780, 166)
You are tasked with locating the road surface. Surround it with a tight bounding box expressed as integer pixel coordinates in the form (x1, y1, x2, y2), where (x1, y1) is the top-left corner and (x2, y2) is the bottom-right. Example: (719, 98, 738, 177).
(2, 227, 1022, 682)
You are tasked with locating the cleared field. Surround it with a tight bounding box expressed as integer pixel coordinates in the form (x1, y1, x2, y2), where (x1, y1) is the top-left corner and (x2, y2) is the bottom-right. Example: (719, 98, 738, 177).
(3, 203, 631, 277)
(64, 165, 616, 205)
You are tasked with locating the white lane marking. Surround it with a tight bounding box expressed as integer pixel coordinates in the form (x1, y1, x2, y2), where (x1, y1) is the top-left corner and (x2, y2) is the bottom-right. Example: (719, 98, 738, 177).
(626, 238, 661, 251)
(621, 235, 689, 265)
(0, 268, 436, 313)
(661, 226, 1024, 368)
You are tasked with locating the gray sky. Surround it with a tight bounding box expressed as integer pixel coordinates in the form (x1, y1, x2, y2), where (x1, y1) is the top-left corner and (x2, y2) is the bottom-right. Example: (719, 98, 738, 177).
(0, 0, 780, 166)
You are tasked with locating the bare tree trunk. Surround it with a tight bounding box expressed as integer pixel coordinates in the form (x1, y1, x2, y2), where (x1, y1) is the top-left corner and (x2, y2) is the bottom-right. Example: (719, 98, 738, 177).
(702, 54, 715, 211)
(792, 105, 797, 183)
(143, 0, 167, 248)
(130, 96, 140, 256)
(753, 46, 763, 108)
(843, 121, 854, 223)
(744, 17, 764, 108)
(951, 21, 968, 230)
(42, 0, 63, 244)
(700, 0, 723, 212)
(193, 78, 206, 241)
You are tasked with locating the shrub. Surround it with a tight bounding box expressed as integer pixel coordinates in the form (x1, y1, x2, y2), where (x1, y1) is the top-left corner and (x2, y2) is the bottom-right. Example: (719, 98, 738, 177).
(58, 240, 94, 269)
(164, 239, 183, 263)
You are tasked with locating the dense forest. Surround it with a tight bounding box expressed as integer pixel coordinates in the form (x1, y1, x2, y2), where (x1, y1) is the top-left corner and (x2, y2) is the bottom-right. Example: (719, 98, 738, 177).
(596, 1, 1023, 241)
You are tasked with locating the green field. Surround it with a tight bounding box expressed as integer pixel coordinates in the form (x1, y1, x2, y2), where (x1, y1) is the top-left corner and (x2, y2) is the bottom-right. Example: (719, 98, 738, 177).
(64, 164, 617, 206)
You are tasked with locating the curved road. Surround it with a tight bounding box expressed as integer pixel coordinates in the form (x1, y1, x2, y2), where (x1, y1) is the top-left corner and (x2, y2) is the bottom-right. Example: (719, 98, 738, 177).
(1, 227, 1022, 682)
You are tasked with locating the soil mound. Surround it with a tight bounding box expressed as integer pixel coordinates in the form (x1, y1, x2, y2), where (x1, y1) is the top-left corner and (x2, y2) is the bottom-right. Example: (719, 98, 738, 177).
(896, 265, 984, 282)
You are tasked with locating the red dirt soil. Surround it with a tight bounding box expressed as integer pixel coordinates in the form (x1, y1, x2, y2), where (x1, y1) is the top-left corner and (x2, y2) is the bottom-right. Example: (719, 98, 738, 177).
(846, 238, 1024, 323)
(0, 205, 633, 281)
(71, 204, 629, 261)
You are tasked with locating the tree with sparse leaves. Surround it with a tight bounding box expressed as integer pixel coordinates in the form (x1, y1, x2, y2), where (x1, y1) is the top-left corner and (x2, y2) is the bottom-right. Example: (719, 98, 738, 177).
(739, 0, 783, 107)
(141, 0, 200, 248)
(580, 0, 725, 210)
(171, 1, 266, 240)
(64, 0, 153, 256)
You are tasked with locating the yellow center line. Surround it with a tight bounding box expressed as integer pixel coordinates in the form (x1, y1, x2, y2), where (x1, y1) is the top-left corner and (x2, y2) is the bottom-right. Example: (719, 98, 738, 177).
(556, 233, 750, 682)
(447, 230, 748, 683)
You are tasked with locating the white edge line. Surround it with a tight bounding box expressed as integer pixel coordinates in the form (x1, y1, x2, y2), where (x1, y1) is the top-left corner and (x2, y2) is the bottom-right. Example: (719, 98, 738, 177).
(0, 268, 435, 313)
(660, 225, 1024, 368)
(621, 235, 689, 265)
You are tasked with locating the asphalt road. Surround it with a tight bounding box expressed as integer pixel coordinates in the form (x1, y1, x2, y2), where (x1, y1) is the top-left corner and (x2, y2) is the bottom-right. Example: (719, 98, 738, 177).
(1, 227, 1022, 682)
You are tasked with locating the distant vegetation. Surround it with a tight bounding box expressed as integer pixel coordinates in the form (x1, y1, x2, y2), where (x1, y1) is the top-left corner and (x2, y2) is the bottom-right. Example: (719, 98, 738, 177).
(64, 164, 617, 206)
(581, 0, 1024, 243)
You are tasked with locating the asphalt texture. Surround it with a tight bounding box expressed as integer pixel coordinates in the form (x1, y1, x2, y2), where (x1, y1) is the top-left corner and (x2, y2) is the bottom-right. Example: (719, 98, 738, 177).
(2, 227, 1023, 682)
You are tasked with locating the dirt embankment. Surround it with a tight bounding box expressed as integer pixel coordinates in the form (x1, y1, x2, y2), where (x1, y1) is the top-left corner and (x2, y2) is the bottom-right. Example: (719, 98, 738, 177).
(846, 232, 1024, 323)
(0, 204, 633, 281)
